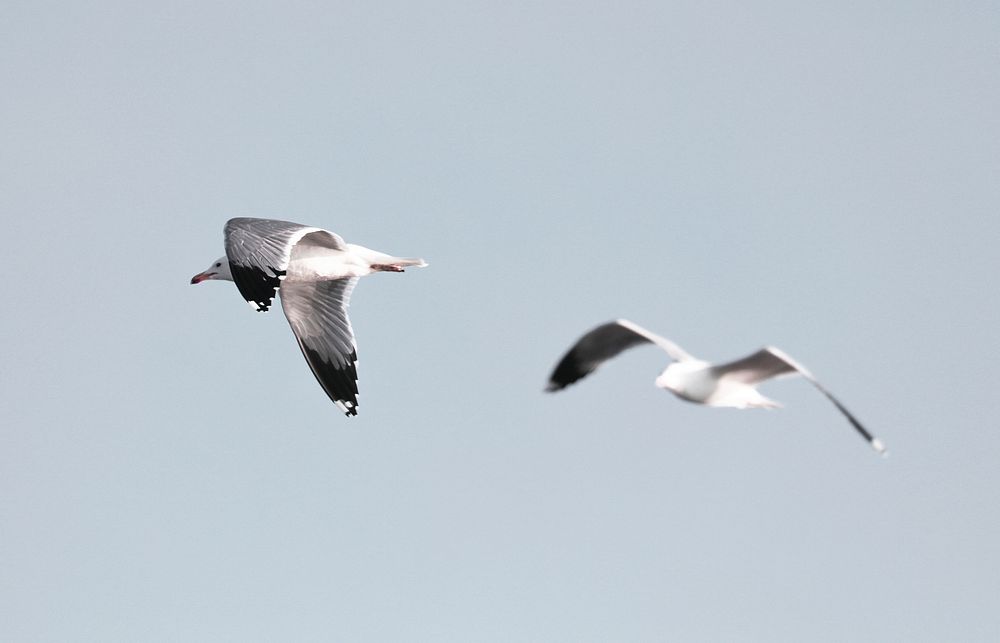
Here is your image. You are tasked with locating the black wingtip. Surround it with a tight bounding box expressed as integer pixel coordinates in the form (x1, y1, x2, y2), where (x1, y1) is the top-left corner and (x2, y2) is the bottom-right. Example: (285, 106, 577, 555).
(295, 342, 360, 416)
(337, 400, 359, 417)
(229, 262, 285, 313)
(547, 354, 591, 392)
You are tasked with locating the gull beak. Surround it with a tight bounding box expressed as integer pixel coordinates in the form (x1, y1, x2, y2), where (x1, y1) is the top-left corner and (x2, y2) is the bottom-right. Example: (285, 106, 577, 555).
(190, 271, 215, 284)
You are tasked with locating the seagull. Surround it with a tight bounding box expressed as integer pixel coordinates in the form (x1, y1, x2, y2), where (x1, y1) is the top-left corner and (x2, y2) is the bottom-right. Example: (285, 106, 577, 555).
(191, 217, 427, 416)
(545, 319, 887, 455)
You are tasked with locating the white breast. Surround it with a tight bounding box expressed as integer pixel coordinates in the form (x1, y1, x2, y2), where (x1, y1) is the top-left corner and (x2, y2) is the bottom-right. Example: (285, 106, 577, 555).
(656, 361, 717, 403)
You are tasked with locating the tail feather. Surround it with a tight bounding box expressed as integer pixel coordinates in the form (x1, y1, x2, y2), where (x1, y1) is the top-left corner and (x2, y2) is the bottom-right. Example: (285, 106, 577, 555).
(346, 244, 428, 270)
(744, 391, 783, 409)
(390, 257, 428, 268)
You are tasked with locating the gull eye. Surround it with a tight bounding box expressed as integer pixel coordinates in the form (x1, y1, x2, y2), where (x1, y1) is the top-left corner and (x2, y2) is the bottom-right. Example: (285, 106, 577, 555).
(215, 262, 222, 267)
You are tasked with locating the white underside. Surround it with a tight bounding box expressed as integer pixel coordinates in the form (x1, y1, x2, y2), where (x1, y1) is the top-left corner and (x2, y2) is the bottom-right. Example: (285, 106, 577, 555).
(285, 244, 426, 282)
(656, 364, 782, 409)
(287, 251, 372, 281)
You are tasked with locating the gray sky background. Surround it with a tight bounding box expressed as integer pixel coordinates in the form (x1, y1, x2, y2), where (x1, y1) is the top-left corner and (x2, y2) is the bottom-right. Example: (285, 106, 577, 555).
(2, 1, 999, 641)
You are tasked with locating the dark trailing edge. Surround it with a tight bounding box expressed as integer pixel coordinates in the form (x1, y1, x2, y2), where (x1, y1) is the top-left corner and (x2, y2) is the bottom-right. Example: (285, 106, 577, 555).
(229, 262, 286, 312)
(808, 379, 880, 449)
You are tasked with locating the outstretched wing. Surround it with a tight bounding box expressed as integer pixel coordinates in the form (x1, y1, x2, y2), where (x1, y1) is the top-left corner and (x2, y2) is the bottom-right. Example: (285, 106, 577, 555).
(614, 319, 693, 362)
(224, 218, 344, 312)
(710, 348, 799, 385)
(279, 278, 360, 416)
(545, 319, 691, 392)
(714, 347, 887, 455)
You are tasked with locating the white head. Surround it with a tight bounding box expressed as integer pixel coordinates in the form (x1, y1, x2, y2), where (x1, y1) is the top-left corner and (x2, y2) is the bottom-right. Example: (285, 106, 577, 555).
(190, 256, 234, 284)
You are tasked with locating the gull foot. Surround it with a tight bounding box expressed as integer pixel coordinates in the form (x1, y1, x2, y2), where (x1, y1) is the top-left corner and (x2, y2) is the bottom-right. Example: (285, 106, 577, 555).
(371, 264, 405, 272)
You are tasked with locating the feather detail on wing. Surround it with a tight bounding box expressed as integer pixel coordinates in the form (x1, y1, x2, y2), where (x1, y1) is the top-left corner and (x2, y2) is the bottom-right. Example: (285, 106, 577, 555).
(224, 218, 344, 312)
(280, 278, 360, 416)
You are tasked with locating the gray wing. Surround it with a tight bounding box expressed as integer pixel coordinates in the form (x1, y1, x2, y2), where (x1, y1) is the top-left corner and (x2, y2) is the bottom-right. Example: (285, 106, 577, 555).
(224, 218, 345, 312)
(710, 347, 799, 385)
(714, 347, 886, 454)
(545, 320, 689, 392)
(279, 278, 360, 416)
(615, 319, 693, 362)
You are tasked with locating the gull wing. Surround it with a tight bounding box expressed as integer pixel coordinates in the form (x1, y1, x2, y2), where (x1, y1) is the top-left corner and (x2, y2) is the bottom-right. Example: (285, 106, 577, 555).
(615, 319, 694, 362)
(545, 319, 692, 392)
(714, 347, 887, 455)
(224, 217, 345, 312)
(710, 347, 799, 385)
(279, 278, 360, 416)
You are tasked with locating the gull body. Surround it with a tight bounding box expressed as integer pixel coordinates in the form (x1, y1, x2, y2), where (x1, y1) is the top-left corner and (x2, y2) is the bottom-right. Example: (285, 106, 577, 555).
(191, 217, 427, 415)
(546, 319, 886, 455)
(283, 243, 425, 282)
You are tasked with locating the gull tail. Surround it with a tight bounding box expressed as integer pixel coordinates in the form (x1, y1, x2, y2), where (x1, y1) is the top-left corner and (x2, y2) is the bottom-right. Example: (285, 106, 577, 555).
(387, 257, 428, 268)
(347, 244, 428, 270)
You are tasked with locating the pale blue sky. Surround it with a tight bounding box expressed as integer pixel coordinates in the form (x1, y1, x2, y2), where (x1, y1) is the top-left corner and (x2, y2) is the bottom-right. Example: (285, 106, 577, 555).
(2, 1, 999, 641)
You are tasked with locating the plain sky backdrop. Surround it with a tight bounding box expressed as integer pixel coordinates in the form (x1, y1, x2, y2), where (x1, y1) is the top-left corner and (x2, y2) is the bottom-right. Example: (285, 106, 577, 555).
(2, 1, 999, 641)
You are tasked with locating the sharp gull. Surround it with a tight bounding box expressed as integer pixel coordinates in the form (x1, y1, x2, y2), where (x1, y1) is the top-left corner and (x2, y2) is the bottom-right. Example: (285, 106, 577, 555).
(545, 319, 887, 455)
(191, 217, 427, 416)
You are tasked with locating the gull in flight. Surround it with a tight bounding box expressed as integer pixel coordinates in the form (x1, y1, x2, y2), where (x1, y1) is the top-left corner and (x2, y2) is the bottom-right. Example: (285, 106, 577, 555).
(545, 319, 887, 455)
(191, 217, 427, 416)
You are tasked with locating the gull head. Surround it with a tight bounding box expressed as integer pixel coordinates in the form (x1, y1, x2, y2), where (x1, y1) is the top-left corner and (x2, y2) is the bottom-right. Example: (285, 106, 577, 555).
(190, 256, 233, 284)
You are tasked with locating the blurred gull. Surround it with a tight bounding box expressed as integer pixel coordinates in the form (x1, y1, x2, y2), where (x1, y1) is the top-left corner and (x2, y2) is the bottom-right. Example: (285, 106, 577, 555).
(191, 217, 427, 416)
(546, 319, 887, 455)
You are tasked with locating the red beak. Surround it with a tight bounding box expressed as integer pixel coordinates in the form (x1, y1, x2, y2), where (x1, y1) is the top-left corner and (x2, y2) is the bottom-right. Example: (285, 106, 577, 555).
(190, 272, 214, 284)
